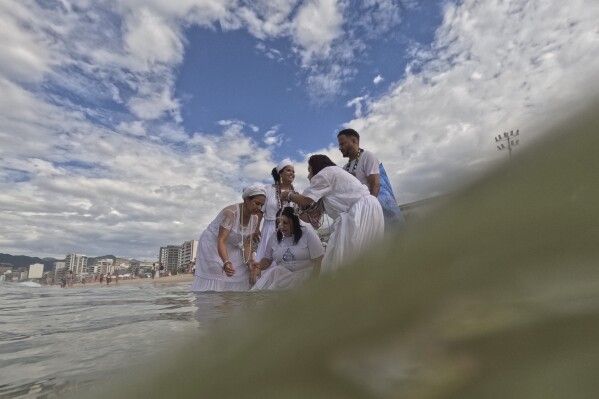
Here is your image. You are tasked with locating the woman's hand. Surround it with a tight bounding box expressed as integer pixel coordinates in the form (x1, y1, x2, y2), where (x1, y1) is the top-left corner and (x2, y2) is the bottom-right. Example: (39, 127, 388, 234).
(223, 261, 235, 277)
(248, 261, 262, 285)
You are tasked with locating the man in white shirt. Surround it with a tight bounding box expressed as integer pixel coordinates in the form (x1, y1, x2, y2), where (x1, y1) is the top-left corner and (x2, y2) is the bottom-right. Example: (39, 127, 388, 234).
(337, 128, 404, 229)
(337, 128, 380, 196)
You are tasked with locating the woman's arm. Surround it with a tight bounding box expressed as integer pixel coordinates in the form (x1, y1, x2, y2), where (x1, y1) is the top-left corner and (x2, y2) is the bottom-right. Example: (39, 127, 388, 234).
(284, 191, 314, 208)
(217, 226, 235, 276)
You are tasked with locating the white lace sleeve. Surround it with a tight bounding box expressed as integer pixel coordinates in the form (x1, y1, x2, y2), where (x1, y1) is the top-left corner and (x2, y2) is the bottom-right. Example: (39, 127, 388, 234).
(219, 208, 236, 230)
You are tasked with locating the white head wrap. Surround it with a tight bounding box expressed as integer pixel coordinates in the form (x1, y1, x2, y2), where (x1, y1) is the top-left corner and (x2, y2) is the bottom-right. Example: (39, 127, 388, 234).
(276, 158, 294, 173)
(242, 184, 267, 199)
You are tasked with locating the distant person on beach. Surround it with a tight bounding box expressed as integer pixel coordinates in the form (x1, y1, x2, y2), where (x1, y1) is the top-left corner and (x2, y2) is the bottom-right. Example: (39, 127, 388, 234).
(283, 155, 384, 272)
(255, 159, 296, 264)
(106, 273, 112, 285)
(337, 128, 404, 229)
(250, 207, 324, 290)
(191, 184, 266, 292)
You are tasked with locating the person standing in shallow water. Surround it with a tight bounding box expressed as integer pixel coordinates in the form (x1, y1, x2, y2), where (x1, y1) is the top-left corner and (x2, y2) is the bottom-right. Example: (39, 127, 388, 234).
(337, 128, 404, 230)
(255, 159, 296, 264)
(283, 155, 384, 272)
(191, 184, 266, 292)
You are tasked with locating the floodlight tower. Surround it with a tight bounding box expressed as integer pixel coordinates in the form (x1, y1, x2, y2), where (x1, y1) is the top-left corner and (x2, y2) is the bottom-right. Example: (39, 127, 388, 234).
(495, 129, 520, 160)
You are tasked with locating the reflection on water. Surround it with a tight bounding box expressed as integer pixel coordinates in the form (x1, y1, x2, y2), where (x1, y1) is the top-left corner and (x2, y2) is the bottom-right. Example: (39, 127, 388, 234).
(0, 282, 277, 399)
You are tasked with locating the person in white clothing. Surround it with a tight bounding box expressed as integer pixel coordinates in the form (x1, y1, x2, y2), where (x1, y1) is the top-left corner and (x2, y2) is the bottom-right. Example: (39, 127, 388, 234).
(255, 159, 296, 263)
(191, 184, 266, 292)
(250, 207, 324, 290)
(282, 155, 384, 272)
(337, 128, 404, 229)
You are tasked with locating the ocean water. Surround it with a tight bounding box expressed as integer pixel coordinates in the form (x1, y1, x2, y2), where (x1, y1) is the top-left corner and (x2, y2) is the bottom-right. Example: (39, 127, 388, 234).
(0, 282, 273, 399)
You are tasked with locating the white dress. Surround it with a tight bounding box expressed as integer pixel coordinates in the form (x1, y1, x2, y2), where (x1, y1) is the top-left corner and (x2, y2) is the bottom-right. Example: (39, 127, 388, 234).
(191, 204, 259, 292)
(252, 226, 325, 291)
(302, 166, 384, 272)
(256, 185, 279, 262)
(255, 184, 295, 261)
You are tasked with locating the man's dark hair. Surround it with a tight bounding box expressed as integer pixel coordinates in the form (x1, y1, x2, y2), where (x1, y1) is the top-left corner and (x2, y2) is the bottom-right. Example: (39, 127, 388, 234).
(337, 128, 360, 141)
(308, 154, 337, 176)
(276, 207, 302, 244)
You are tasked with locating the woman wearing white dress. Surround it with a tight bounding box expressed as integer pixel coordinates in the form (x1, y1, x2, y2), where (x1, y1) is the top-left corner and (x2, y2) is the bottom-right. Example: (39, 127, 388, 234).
(250, 207, 324, 290)
(255, 159, 296, 262)
(191, 184, 266, 292)
(282, 154, 384, 272)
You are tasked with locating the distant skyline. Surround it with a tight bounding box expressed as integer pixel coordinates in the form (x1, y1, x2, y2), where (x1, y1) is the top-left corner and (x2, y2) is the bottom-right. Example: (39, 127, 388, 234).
(1, 1, 599, 259)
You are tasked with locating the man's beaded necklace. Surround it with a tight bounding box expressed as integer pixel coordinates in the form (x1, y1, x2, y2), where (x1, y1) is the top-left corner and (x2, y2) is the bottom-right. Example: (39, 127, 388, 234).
(343, 148, 364, 176)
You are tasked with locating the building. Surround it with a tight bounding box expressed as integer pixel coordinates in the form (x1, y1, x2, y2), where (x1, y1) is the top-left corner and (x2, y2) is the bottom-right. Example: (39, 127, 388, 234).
(114, 258, 131, 272)
(53, 261, 66, 285)
(91, 258, 114, 275)
(64, 253, 88, 276)
(181, 240, 198, 271)
(159, 245, 182, 273)
(28, 263, 44, 280)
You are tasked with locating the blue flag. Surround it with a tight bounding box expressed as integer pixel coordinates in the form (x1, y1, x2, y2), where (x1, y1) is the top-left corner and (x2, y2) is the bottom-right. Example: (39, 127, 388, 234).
(379, 163, 404, 227)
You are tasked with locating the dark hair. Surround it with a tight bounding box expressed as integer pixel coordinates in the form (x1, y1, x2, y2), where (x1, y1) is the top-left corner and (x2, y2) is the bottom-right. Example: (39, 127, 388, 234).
(337, 128, 360, 141)
(276, 207, 302, 244)
(271, 167, 280, 183)
(308, 154, 337, 176)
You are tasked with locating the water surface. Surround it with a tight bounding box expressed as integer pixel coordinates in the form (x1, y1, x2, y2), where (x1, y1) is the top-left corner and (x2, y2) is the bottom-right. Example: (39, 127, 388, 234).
(0, 282, 272, 398)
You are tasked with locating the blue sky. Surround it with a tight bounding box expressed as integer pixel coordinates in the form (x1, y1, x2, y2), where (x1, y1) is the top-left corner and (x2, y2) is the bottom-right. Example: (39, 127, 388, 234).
(1, 0, 599, 260)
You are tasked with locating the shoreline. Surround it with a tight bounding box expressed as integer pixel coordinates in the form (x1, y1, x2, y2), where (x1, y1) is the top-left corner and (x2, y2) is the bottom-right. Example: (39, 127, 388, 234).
(11, 273, 195, 288)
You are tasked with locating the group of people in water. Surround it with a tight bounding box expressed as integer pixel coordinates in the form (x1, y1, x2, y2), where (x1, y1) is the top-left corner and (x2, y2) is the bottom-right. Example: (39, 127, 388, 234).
(191, 128, 404, 292)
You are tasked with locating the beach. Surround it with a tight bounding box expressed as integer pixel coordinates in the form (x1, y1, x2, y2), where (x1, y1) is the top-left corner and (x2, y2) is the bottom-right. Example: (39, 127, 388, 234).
(79, 273, 194, 287)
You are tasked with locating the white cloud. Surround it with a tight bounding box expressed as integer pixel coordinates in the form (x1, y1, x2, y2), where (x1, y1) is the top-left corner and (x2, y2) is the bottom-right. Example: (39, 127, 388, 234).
(343, 0, 599, 203)
(263, 126, 284, 146)
(373, 74, 384, 85)
(347, 95, 369, 117)
(291, 0, 344, 64)
(123, 8, 184, 68)
(117, 120, 146, 137)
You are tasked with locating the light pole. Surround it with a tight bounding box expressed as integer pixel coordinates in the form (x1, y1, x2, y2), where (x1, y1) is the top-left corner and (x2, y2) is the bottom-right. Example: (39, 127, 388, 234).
(495, 129, 520, 160)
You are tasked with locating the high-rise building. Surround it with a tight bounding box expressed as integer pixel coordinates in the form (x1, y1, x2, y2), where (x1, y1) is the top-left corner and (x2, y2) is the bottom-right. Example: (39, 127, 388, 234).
(53, 261, 66, 285)
(64, 253, 88, 276)
(181, 240, 198, 271)
(159, 245, 182, 273)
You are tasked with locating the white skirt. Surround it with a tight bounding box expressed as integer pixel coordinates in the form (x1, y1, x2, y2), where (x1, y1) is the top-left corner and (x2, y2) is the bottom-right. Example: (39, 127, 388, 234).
(322, 194, 384, 273)
(191, 275, 250, 292)
(251, 261, 313, 291)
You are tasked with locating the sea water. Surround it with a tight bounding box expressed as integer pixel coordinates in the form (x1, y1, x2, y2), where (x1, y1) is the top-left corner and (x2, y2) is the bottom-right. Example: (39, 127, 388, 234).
(0, 282, 273, 399)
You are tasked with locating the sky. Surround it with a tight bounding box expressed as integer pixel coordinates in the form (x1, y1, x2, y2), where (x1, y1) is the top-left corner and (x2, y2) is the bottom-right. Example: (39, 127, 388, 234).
(1, 0, 599, 261)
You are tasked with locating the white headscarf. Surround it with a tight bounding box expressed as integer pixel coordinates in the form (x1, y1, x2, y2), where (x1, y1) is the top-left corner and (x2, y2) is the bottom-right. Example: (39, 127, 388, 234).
(242, 184, 267, 199)
(276, 158, 294, 173)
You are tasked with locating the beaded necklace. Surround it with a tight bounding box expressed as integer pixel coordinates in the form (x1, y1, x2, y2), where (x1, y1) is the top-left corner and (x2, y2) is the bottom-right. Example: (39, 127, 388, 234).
(343, 148, 364, 176)
(239, 203, 251, 264)
(275, 182, 295, 211)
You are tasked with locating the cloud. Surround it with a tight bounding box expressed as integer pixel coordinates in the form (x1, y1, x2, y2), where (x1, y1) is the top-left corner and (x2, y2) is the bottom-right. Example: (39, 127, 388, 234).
(373, 74, 384, 85)
(263, 126, 284, 146)
(343, 0, 599, 203)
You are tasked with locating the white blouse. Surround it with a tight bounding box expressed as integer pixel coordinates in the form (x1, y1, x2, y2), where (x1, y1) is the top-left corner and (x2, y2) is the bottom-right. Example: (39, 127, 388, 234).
(302, 166, 370, 220)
